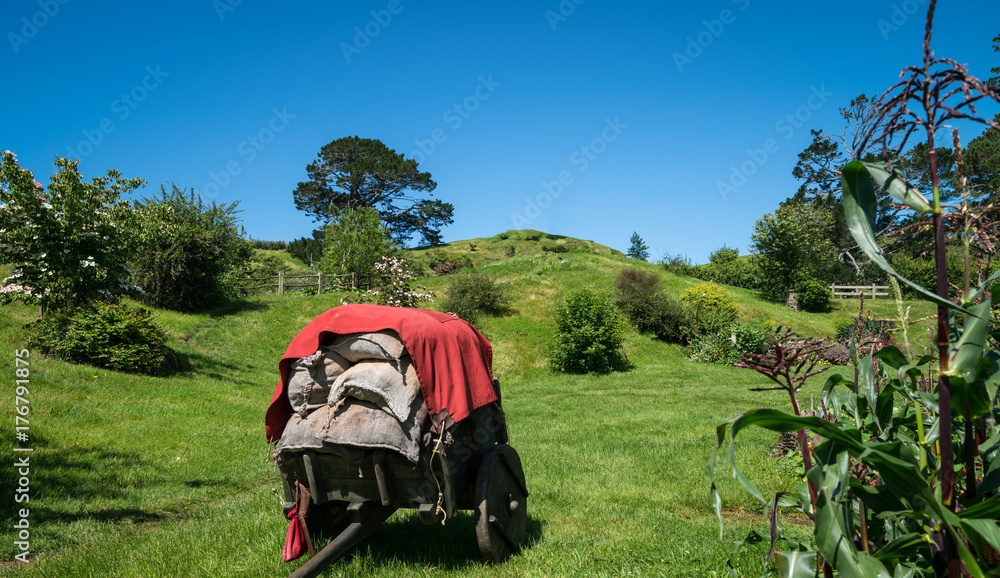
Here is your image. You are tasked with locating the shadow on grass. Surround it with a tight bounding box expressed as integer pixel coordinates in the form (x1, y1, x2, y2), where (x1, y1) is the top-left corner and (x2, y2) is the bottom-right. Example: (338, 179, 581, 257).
(304, 510, 544, 571)
(0, 432, 160, 527)
(172, 351, 266, 386)
(204, 298, 270, 318)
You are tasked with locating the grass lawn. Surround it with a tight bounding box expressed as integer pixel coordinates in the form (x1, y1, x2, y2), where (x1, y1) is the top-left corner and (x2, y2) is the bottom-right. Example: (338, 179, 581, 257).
(0, 235, 936, 577)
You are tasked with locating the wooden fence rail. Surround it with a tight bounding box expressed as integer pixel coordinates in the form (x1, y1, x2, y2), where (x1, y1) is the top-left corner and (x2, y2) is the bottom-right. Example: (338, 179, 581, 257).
(237, 272, 371, 296)
(830, 284, 890, 298)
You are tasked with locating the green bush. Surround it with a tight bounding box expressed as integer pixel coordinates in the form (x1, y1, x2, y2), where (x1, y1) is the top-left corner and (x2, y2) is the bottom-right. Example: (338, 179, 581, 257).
(796, 276, 832, 312)
(132, 185, 254, 311)
(613, 268, 692, 342)
(441, 273, 510, 324)
(550, 289, 627, 374)
(679, 282, 739, 333)
(691, 257, 763, 292)
(29, 302, 168, 374)
(687, 322, 767, 365)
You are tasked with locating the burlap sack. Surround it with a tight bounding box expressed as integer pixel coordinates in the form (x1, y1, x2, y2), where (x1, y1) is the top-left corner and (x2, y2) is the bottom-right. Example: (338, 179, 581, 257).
(324, 330, 406, 363)
(328, 356, 420, 423)
(287, 349, 351, 413)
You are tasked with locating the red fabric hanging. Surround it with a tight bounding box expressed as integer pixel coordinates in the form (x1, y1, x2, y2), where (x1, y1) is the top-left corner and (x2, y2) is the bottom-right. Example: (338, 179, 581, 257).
(282, 505, 306, 562)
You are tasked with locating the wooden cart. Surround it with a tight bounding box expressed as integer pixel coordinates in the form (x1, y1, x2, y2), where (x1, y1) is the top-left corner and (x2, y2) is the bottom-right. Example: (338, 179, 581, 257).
(275, 378, 528, 578)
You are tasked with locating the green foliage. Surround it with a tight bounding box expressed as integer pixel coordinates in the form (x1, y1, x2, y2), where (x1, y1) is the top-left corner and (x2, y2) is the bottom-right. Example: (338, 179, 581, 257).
(29, 301, 167, 374)
(292, 135, 451, 245)
(708, 244, 739, 264)
(550, 289, 627, 374)
(679, 282, 739, 333)
(441, 272, 510, 324)
(0, 153, 144, 312)
(287, 228, 325, 268)
(717, 23, 1000, 574)
(613, 268, 692, 342)
(320, 206, 396, 277)
(251, 240, 288, 250)
(658, 252, 696, 276)
(687, 322, 767, 365)
(239, 252, 288, 279)
(626, 231, 649, 261)
(750, 201, 838, 300)
(691, 256, 763, 291)
(131, 185, 254, 312)
(795, 276, 831, 312)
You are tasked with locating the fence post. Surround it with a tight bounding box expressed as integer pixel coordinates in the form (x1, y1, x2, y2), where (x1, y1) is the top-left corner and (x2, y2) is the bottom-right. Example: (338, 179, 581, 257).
(351, 272, 356, 289)
(830, 283, 835, 297)
(278, 271, 284, 296)
(872, 283, 876, 298)
(317, 272, 323, 296)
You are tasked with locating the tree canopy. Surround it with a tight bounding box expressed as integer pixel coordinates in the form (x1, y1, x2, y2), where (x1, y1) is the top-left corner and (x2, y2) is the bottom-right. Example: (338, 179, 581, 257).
(292, 136, 453, 246)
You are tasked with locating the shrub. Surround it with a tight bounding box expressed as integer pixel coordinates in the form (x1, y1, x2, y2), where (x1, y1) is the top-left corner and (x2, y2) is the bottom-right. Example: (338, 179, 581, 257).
(679, 282, 739, 333)
(834, 314, 896, 348)
(659, 253, 696, 277)
(819, 341, 850, 365)
(550, 289, 627, 374)
(613, 268, 692, 342)
(691, 257, 763, 292)
(709, 244, 740, 264)
(505, 244, 516, 258)
(796, 276, 831, 312)
(132, 185, 254, 311)
(432, 261, 461, 276)
(29, 301, 168, 374)
(441, 273, 510, 324)
(687, 322, 768, 366)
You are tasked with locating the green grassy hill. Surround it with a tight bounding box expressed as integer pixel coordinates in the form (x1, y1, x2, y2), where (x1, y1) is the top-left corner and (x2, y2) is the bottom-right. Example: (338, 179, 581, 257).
(0, 231, 935, 577)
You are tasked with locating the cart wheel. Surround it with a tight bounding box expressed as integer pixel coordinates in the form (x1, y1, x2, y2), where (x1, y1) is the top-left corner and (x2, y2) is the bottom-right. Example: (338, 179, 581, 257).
(474, 444, 528, 563)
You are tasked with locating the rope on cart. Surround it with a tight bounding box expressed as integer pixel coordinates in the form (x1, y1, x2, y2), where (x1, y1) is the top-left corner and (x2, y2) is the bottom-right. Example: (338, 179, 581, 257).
(429, 427, 448, 525)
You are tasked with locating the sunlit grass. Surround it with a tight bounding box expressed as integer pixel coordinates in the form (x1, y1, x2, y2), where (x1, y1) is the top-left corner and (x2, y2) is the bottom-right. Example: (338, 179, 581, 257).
(0, 237, 933, 576)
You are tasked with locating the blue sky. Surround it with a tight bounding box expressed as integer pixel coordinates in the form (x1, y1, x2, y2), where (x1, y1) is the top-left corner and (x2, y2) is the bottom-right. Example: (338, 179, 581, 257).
(3, 0, 998, 263)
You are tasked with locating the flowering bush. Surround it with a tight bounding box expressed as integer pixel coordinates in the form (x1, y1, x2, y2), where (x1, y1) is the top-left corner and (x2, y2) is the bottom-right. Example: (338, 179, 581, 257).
(342, 256, 434, 307)
(0, 152, 144, 313)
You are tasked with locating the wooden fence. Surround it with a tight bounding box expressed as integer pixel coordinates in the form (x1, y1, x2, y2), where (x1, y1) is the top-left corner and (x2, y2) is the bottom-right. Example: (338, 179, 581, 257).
(237, 272, 371, 296)
(830, 284, 890, 298)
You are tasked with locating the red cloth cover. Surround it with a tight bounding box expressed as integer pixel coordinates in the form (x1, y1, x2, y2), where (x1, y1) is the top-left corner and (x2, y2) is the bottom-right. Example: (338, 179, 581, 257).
(265, 304, 497, 443)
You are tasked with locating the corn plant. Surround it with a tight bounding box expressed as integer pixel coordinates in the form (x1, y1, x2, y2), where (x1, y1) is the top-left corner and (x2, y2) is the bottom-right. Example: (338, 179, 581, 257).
(709, 2, 1000, 576)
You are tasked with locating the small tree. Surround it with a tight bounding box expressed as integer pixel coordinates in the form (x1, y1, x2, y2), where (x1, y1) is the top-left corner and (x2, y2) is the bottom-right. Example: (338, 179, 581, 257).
(550, 289, 627, 374)
(321, 206, 396, 277)
(750, 201, 837, 299)
(626, 231, 650, 261)
(0, 153, 144, 314)
(131, 185, 254, 311)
